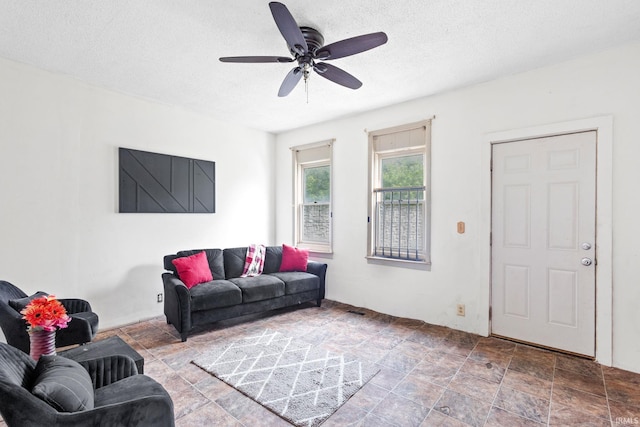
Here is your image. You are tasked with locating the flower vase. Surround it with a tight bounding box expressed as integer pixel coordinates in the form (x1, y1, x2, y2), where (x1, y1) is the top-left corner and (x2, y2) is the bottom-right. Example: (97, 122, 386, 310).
(29, 329, 56, 361)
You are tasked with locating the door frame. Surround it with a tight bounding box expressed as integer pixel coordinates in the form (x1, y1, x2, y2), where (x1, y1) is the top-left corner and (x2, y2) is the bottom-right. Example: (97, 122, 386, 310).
(480, 116, 613, 366)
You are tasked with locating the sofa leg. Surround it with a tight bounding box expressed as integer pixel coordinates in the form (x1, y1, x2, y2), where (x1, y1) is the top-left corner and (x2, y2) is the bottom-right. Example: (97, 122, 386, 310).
(316, 298, 322, 307)
(180, 332, 188, 342)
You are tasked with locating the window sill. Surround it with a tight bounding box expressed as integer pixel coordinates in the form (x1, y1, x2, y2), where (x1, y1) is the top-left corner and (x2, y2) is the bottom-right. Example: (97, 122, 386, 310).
(308, 249, 333, 260)
(365, 255, 431, 271)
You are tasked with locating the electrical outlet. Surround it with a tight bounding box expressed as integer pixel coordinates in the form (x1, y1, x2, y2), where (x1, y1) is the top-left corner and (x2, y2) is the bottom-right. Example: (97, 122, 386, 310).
(456, 304, 465, 316)
(157, 293, 163, 303)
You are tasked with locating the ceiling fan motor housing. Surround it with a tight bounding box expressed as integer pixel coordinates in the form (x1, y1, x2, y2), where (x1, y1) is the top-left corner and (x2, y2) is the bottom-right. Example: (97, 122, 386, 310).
(291, 26, 324, 55)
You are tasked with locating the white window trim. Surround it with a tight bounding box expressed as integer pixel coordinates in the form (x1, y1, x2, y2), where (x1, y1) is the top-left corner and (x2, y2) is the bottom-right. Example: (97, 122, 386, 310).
(291, 140, 333, 254)
(367, 120, 432, 267)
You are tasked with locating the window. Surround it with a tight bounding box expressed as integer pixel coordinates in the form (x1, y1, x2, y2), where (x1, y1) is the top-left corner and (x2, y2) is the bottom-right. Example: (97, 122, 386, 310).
(292, 140, 333, 253)
(368, 120, 431, 264)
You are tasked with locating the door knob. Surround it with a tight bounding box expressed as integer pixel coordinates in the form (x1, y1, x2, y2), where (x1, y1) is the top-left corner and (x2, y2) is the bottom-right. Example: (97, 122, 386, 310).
(581, 258, 593, 266)
(581, 242, 592, 250)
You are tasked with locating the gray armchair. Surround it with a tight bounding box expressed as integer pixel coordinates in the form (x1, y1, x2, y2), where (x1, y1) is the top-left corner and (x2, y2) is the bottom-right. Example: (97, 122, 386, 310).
(0, 280, 99, 354)
(0, 342, 174, 426)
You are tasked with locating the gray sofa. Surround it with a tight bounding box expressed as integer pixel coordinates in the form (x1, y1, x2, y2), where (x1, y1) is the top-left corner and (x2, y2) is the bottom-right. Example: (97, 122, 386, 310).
(162, 246, 327, 341)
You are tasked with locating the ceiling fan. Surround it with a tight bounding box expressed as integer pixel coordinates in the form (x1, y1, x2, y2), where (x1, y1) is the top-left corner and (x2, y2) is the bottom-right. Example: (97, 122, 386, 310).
(219, 2, 388, 97)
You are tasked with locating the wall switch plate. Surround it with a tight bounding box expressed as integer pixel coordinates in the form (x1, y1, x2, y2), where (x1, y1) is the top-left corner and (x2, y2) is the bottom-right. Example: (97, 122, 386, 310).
(157, 293, 163, 303)
(456, 304, 465, 316)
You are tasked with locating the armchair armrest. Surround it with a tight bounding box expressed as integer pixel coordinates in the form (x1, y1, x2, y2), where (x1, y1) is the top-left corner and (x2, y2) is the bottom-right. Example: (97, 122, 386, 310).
(0, 301, 30, 353)
(77, 354, 139, 389)
(59, 298, 92, 314)
(56, 312, 96, 348)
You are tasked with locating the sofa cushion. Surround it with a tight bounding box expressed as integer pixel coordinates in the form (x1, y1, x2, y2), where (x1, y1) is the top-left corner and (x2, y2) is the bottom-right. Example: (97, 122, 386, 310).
(270, 272, 320, 295)
(279, 244, 309, 272)
(172, 251, 213, 289)
(165, 249, 225, 280)
(31, 355, 94, 412)
(229, 275, 285, 303)
(223, 247, 248, 279)
(263, 246, 283, 274)
(189, 280, 242, 311)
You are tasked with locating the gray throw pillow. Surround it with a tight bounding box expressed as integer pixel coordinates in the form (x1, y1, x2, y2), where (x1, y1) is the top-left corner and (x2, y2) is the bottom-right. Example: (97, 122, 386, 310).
(8, 291, 48, 312)
(31, 355, 94, 412)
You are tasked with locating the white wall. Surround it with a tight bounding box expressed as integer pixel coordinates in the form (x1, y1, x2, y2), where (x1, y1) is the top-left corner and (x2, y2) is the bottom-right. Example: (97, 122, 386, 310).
(0, 58, 276, 329)
(2, 41, 638, 374)
(275, 42, 640, 373)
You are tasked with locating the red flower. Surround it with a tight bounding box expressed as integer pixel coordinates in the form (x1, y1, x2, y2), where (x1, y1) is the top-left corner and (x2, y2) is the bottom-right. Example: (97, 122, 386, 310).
(21, 295, 71, 332)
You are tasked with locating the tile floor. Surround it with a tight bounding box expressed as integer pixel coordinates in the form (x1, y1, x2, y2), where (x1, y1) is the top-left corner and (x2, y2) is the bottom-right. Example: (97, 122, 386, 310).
(5, 300, 640, 426)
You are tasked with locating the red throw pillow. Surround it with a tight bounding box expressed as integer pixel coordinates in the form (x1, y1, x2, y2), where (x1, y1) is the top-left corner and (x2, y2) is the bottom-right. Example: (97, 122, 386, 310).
(172, 251, 213, 289)
(279, 244, 309, 272)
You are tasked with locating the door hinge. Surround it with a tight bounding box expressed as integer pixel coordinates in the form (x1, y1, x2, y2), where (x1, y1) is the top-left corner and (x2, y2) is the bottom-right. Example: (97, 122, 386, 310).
(489, 306, 492, 321)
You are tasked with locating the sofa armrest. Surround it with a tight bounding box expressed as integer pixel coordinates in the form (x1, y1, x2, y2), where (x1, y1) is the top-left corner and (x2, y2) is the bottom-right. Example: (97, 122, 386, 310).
(306, 261, 327, 300)
(77, 354, 139, 389)
(162, 273, 192, 340)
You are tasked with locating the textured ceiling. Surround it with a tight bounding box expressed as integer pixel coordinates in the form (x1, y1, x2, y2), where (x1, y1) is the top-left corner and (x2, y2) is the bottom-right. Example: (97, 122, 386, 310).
(1, 1, 639, 133)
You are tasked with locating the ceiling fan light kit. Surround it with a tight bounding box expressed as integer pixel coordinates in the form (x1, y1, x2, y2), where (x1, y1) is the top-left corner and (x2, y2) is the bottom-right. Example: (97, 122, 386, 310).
(219, 2, 388, 97)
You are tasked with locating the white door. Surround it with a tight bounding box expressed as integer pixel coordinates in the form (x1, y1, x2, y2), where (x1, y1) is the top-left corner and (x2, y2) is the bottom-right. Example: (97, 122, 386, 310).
(491, 131, 596, 356)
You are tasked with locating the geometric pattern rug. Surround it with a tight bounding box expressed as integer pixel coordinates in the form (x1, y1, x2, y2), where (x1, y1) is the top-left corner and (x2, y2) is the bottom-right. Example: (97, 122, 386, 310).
(192, 329, 379, 427)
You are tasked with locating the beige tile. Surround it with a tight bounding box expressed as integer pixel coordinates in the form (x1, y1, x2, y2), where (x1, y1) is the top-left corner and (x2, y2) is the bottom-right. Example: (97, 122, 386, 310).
(555, 354, 602, 377)
(551, 384, 609, 420)
(321, 401, 368, 426)
(346, 381, 390, 412)
(433, 338, 477, 358)
(474, 337, 516, 354)
(371, 392, 431, 427)
(468, 346, 513, 367)
(369, 366, 407, 390)
(458, 358, 506, 384)
(509, 355, 555, 381)
(447, 371, 501, 403)
(412, 358, 461, 387)
(603, 365, 640, 387)
(554, 367, 606, 397)
(485, 407, 545, 426)
(493, 385, 550, 424)
(608, 398, 640, 423)
(420, 409, 469, 426)
(548, 402, 611, 427)
(175, 402, 242, 427)
(433, 389, 492, 427)
(501, 368, 553, 400)
(378, 347, 423, 373)
(513, 345, 556, 364)
(393, 374, 446, 407)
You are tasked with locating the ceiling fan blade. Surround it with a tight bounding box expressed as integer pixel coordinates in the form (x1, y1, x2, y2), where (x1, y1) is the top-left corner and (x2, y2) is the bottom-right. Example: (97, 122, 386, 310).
(313, 63, 362, 89)
(315, 32, 388, 60)
(269, 2, 307, 55)
(219, 56, 293, 63)
(278, 67, 303, 97)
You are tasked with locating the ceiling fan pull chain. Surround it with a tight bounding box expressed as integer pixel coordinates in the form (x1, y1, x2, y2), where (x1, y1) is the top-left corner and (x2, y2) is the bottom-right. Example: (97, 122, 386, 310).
(303, 65, 310, 104)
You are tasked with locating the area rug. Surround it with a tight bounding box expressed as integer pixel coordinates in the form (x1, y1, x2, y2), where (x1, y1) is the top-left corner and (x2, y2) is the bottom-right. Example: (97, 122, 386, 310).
(192, 329, 379, 427)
